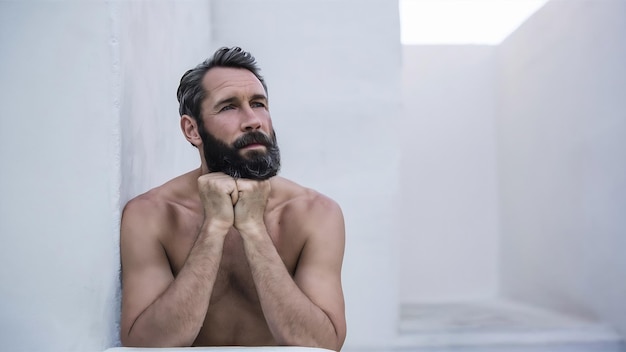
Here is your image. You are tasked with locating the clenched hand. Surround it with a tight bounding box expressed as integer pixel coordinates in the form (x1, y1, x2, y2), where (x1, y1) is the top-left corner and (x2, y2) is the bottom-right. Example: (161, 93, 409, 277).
(198, 173, 271, 235)
(198, 172, 238, 231)
(234, 178, 271, 235)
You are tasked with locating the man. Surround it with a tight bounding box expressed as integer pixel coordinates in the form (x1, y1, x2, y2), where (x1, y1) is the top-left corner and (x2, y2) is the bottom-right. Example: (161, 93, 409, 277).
(119, 47, 346, 351)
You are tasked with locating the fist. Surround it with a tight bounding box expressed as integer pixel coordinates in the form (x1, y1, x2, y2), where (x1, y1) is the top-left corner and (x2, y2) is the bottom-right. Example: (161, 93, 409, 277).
(233, 179, 271, 234)
(198, 172, 238, 230)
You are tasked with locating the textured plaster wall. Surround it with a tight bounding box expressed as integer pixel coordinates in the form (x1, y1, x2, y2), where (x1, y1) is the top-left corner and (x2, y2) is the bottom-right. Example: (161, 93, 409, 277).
(1, 0, 402, 350)
(0, 1, 212, 351)
(117, 1, 211, 206)
(497, 0, 626, 338)
(399, 46, 499, 303)
(211, 0, 402, 348)
(115, 0, 214, 344)
(0, 2, 120, 351)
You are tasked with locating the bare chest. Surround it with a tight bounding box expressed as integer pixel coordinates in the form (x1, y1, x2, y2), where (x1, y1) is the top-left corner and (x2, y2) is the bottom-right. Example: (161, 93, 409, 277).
(163, 209, 303, 305)
(161, 210, 304, 345)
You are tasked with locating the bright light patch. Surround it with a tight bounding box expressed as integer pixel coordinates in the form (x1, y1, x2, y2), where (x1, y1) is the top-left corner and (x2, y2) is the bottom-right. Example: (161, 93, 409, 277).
(400, 0, 548, 45)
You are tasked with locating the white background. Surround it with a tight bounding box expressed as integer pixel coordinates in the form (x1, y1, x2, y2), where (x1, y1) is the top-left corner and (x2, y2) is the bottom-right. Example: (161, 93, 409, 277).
(0, 1, 624, 351)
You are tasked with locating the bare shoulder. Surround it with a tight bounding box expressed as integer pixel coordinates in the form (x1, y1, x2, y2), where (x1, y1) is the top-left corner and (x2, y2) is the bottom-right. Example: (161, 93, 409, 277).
(271, 176, 342, 213)
(121, 169, 200, 241)
(270, 177, 344, 234)
(121, 190, 169, 239)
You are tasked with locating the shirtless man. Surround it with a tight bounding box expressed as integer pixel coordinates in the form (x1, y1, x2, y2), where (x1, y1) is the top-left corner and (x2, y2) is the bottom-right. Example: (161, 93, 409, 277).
(119, 47, 346, 350)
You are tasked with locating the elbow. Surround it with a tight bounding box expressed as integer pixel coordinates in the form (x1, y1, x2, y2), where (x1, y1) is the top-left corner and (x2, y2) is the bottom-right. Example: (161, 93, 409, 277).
(120, 335, 142, 348)
(120, 324, 151, 347)
(121, 337, 192, 349)
(120, 331, 149, 348)
(119, 327, 135, 347)
(280, 334, 343, 352)
(120, 328, 194, 348)
(328, 336, 345, 352)
(312, 340, 343, 352)
(321, 324, 345, 351)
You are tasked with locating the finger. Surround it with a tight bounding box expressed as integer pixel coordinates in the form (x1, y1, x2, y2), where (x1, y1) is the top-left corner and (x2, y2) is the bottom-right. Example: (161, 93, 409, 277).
(235, 179, 254, 192)
(230, 183, 239, 205)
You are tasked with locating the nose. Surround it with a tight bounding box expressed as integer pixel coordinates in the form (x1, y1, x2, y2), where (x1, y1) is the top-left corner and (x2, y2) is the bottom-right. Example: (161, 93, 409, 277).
(240, 105, 262, 131)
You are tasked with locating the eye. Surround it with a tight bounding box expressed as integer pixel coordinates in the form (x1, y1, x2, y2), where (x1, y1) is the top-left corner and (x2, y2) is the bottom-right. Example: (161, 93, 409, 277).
(251, 101, 266, 108)
(219, 105, 235, 112)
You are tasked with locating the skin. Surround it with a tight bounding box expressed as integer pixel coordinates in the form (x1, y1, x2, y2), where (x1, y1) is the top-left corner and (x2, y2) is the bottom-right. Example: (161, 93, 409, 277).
(119, 67, 346, 350)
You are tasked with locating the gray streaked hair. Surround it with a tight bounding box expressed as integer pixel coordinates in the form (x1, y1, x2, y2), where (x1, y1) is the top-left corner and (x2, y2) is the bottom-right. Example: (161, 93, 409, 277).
(176, 47, 267, 122)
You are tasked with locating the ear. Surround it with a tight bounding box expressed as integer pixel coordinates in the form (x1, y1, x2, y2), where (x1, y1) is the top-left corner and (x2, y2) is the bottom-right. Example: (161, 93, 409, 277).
(181, 115, 202, 147)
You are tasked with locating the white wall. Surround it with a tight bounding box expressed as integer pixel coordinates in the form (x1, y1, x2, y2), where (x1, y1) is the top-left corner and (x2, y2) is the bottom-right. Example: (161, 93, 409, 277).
(1, 0, 403, 350)
(399, 46, 500, 303)
(116, 0, 214, 343)
(0, 2, 120, 351)
(117, 1, 210, 207)
(5, 0, 623, 350)
(210, 1, 402, 349)
(0, 1, 212, 351)
(497, 0, 626, 338)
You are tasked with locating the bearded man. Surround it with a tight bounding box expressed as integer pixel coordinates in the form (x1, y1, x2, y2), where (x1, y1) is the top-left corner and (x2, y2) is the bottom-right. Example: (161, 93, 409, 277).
(119, 47, 346, 351)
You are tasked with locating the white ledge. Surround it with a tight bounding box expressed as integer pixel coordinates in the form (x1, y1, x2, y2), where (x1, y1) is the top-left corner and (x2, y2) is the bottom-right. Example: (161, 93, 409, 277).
(105, 347, 335, 352)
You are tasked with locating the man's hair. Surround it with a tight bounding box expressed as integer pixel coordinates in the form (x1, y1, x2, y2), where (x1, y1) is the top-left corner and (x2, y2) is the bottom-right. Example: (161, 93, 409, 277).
(176, 47, 267, 121)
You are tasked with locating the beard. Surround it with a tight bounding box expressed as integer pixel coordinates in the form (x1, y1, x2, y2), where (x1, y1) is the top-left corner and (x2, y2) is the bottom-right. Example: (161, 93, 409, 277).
(199, 127, 281, 180)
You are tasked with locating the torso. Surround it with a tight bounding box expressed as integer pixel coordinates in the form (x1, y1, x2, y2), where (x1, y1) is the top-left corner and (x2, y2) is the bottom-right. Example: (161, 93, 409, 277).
(152, 169, 311, 346)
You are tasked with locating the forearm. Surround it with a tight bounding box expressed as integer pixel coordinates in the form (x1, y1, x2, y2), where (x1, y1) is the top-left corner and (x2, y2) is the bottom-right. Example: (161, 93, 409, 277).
(125, 225, 227, 347)
(242, 232, 341, 350)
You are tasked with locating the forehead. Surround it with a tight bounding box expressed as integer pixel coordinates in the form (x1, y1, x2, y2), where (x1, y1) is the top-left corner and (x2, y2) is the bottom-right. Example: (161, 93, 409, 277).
(201, 67, 265, 101)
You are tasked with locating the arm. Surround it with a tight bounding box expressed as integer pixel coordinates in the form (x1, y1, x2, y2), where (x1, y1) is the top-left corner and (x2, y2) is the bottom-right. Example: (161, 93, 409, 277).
(235, 180, 347, 351)
(120, 174, 237, 347)
(119, 199, 227, 347)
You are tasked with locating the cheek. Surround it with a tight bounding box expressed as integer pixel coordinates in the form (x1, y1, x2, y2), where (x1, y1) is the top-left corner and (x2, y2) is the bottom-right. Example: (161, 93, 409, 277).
(207, 117, 234, 133)
(203, 121, 234, 144)
(263, 112, 273, 128)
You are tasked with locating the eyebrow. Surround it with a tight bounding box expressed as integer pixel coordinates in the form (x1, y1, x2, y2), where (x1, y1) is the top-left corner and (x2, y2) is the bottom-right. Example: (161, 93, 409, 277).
(214, 97, 238, 109)
(250, 94, 268, 102)
(213, 94, 268, 109)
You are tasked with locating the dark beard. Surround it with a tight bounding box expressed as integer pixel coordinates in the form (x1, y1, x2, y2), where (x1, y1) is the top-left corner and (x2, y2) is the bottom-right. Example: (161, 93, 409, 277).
(199, 127, 281, 180)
